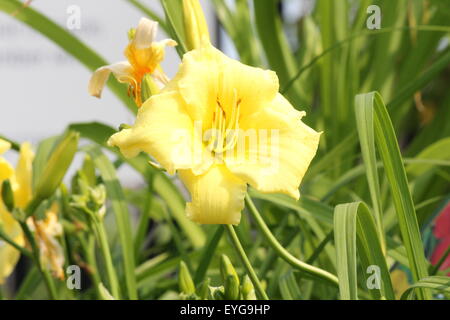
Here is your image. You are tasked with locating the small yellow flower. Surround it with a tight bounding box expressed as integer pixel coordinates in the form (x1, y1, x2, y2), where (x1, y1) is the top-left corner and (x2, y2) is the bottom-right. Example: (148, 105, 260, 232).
(108, 45, 321, 225)
(27, 203, 65, 280)
(88, 18, 177, 107)
(0, 139, 33, 283)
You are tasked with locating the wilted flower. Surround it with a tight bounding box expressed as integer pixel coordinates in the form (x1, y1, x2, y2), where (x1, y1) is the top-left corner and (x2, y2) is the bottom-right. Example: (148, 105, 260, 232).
(27, 203, 65, 280)
(88, 18, 177, 106)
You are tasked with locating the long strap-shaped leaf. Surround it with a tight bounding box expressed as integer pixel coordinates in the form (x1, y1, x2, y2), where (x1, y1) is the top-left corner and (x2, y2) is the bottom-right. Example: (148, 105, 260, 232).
(400, 276, 450, 300)
(354, 92, 431, 299)
(252, 0, 307, 108)
(85, 145, 138, 300)
(334, 202, 395, 300)
(0, 0, 136, 113)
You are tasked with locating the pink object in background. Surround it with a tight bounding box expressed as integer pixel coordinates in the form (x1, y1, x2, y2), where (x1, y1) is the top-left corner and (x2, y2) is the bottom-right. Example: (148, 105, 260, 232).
(430, 203, 450, 275)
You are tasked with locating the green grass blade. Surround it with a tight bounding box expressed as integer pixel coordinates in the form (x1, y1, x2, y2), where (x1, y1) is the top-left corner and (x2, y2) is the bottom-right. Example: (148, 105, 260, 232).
(253, 0, 307, 108)
(31, 135, 59, 190)
(193, 226, 224, 284)
(334, 203, 358, 300)
(334, 202, 395, 300)
(355, 91, 431, 299)
(355, 94, 385, 251)
(406, 137, 450, 177)
(85, 145, 138, 300)
(279, 270, 302, 300)
(161, 0, 187, 56)
(400, 276, 450, 300)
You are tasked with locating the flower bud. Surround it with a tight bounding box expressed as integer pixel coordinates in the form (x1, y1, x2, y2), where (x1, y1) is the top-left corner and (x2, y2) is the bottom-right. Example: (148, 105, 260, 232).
(128, 28, 136, 41)
(34, 131, 79, 204)
(1, 179, 14, 212)
(179, 261, 195, 295)
(211, 286, 225, 300)
(224, 275, 240, 300)
(90, 184, 106, 209)
(220, 254, 239, 286)
(141, 74, 160, 103)
(241, 275, 256, 300)
(183, 0, 210, 50)
(196, 278, 210, 300)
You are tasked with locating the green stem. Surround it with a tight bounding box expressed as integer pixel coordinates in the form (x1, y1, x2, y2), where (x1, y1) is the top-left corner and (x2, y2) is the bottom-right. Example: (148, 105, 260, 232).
(93, 221, 121, 299)
(194, 226, 224, 284)
(223, 225, 269, 300)
(245, 194, 339, 286)
(79, 235, 102, 297)
(0, 227, 32, 258)
(19, 221, 58, 299)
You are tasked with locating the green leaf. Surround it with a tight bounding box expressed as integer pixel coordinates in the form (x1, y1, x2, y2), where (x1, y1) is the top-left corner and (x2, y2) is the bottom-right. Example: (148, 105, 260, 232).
(355, 93, 385, 251)
(354, 92, 431, 299)
(279, 270, 302, 300)
(33, 131, 79, 202)
(85, 145, 138, 300)
(406, 137, 450, 177)
(253, 0, 307, 108)
(161, 0, 188, 56)
(400, 276, 450, 300)
(334, 202, 395, 300)
(194, 226, 224, 284)
(249, 189, 333, 225)
(32, 135, 61, 190)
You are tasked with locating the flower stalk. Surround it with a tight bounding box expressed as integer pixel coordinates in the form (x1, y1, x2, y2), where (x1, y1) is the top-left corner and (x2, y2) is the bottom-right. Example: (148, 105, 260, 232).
(223, 224, 269, 300)
(245, 194, 339, 287)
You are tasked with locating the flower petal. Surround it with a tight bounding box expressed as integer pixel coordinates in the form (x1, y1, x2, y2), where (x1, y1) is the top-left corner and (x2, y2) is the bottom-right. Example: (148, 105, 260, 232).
(179, 165, 246, 225)
(0, 158, 14, 182)
(171, 45, 279, 127)
(0, 139, 11, 155)
(108, 91, 213, 175)
(0, 140, 14, 181)
(88, 61, 133, 98)
(133, 18, 158, 49)
(169, 46, 279, 128)
(0, 202, 24, 284)
(225, 94, 320, 199)
(13, 142, 34, 209)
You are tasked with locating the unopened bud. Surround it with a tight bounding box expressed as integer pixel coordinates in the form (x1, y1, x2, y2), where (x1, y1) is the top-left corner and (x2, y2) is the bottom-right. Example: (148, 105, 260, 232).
(34, 131, 79, 204)
(196, 278, 210, 300)
(241, 275, 256, 300)
(220, 254, 239, 286)
(224, 275, 240, 300)
(179, 261, 195, 295)
(1, 179, 14, 212)
(141, 74, 160, 103)
(183, 0, 210, 50)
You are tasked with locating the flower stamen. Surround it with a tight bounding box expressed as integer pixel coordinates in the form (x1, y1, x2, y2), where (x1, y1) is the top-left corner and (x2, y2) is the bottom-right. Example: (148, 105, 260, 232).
(206, 91, 241, 154)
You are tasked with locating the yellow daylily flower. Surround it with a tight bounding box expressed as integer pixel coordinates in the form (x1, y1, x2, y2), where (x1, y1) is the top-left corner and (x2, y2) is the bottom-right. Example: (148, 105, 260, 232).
(0, 140, 33, 284)
(108, 44, 321, 225)
(88, 17, 177, 107)
(27, 203, 65, 280)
